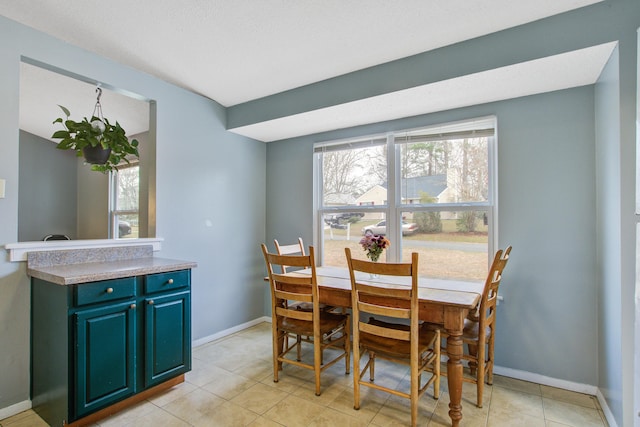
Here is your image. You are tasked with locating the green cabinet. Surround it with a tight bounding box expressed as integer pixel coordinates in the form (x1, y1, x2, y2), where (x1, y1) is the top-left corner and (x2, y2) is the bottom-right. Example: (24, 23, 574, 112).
(31, 269, 192, 426)
(74, 299, 136, 418)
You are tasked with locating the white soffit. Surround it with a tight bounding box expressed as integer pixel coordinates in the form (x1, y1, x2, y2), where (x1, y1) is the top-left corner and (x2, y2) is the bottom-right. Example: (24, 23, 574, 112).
(229, 42, 617, 142)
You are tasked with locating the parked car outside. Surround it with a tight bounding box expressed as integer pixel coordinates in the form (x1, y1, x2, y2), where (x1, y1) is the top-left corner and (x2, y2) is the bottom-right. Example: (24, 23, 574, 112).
(118, 220, 132, 237)
(324, 212, 365, 229)
(362, 220, 418, 236)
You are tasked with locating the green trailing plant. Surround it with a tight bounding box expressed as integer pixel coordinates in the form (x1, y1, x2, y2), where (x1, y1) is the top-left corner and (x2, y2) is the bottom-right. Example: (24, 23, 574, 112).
(52, 105, 139, 173)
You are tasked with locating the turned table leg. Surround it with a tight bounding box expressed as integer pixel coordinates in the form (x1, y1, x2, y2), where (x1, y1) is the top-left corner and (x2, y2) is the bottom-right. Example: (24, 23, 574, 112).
(445, 307, 467, 427)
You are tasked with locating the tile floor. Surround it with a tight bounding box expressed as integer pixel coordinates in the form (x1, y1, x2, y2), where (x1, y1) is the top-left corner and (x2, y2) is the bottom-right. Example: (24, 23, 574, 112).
(1, 322, 608, 426)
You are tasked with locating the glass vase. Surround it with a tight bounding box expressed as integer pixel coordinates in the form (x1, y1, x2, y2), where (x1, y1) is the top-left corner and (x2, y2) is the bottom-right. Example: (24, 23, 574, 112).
(369, 257, 379, 279)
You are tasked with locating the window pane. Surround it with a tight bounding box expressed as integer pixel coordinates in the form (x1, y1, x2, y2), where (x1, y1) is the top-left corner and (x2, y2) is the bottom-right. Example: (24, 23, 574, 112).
(115, 213, 138, 238)
(115, 166, 139, 210)
(322, 213, 386, 267)
(321, 145, 387, 208)
(400, 210, 488, 281)
(398, 136, 488, 204)
(113, 165, 139, 239)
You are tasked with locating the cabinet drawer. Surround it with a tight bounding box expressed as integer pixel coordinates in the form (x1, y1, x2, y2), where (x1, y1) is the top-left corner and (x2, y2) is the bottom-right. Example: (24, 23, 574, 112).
(75, 277, 137, 307)
(145, 270, 190, 294)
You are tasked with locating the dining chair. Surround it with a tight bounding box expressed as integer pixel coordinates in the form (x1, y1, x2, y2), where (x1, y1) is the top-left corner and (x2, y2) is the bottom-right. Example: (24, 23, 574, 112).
(261, 244, 350, 396)
(345, 248, 440, 427)
(427, 245, 512, 408)
(273, 238, 306, 273)
(274, 238, 336, 314)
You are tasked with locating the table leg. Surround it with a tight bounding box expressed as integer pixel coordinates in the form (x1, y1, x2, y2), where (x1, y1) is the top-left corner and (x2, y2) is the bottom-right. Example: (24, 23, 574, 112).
(446, 330, 464, 426)
(444, 306, 467, 427)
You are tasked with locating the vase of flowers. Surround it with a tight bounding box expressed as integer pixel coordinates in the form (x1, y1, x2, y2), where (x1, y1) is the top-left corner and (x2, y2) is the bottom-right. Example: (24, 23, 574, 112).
(359, 230, 391, 278)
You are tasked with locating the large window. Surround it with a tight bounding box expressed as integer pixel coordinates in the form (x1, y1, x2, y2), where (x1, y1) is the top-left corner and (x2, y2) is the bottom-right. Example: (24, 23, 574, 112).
(314, 117, 496, 281)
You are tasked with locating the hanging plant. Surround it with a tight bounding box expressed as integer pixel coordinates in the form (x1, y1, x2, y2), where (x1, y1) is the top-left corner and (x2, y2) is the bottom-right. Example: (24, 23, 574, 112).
(51, 88, 139, 173)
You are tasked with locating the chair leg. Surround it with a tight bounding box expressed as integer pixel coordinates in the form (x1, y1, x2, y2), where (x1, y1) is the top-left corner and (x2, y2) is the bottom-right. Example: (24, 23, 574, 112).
(314, 334, 322, 396)
(410, 362, 418, 427)
(344, 319, 351, 375)
(467, 342, 478, 376)
(434, 330, 440, 399)
(353, 342, 361, 410)
(487, 333, 495, 385)
(273, 326, 280, 382)
(296, 335, 302, 361)
(476, 341, 486, 408)
(369, 352, 376, 381)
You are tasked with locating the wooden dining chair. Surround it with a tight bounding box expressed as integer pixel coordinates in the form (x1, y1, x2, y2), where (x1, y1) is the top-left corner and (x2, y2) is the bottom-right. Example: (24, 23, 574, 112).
(427, 246, 512, 408)
(463, 246, 512, 407)
(261, 244, 350, 396)
(345, 248, 440, 427)
(274, 238, 336, 314)
(273, 238, 306, 273)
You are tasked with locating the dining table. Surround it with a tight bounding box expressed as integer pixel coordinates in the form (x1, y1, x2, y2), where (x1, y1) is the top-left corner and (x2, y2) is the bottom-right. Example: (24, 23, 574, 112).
(283, 266, 483, 427)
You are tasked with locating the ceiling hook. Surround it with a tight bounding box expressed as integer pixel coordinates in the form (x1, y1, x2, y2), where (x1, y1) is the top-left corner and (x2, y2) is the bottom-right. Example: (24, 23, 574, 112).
(96, 86, 102, 102)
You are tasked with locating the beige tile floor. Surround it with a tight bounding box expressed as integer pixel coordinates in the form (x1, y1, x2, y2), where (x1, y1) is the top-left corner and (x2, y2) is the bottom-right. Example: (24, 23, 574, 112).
(1, 322, 608, 427)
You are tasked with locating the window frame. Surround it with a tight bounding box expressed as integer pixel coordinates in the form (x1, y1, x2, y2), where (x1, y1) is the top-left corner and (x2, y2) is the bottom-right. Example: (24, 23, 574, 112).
(313, 116, 498, 268)
(109, 162, 140, 239)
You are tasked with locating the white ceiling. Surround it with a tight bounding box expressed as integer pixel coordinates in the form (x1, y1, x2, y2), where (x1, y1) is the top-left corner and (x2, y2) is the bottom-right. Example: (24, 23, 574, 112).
(2, 0, 609, 142)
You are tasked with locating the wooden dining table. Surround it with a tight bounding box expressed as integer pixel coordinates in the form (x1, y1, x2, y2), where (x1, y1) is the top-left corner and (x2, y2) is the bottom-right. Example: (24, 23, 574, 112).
(285, 266, 483, 427)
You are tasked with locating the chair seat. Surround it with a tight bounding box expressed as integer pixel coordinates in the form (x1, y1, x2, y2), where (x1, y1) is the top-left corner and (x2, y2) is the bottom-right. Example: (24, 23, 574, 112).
(279, 312, 348, 337)
(462, 318, 492, 341)
(291, 301, 333, 312)
(360, 318, 437, 359)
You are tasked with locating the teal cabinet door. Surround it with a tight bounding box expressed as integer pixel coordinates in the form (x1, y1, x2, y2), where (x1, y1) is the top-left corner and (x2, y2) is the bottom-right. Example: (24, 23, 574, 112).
(144, 290, 191, 388)
(74, 300, 136, 418)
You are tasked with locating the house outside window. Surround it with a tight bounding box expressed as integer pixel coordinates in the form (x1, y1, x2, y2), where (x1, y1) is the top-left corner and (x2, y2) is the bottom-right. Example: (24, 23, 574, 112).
(314, 116, 496, 281)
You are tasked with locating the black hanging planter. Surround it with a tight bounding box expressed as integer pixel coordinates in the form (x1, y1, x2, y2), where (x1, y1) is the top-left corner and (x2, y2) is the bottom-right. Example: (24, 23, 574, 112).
(82, 145, 112, 165)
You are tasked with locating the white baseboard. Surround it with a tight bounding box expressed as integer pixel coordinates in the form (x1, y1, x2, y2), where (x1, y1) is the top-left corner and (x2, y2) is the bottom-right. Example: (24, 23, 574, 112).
(493, 365, 618, 426)
(595, 388, 619, 427)
(0, 400, 31, 421)
(191, 316, 271, 347)
(493, 365, 597, 395)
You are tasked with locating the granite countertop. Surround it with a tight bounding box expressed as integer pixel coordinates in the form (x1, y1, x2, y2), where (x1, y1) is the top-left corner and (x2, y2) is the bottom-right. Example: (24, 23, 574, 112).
(26, 246, 197, 285)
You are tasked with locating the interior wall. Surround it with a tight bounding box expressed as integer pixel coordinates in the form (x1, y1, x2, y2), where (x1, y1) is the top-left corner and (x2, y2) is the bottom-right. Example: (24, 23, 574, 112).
(76, 158, 109, 239)
(0, 15, 266, 413)
(595, 46, 623, 424)
(18, 131, 77, 241)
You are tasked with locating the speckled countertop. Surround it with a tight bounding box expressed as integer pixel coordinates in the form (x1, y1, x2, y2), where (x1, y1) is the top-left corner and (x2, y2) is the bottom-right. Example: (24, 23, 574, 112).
(27, 245, 197, 285)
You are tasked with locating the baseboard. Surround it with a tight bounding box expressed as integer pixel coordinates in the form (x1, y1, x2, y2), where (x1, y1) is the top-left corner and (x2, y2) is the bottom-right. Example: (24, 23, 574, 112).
(595, 388, 619, 427)
(191, 316, 271, 347)
(492, 366, 618, 426)
(493, 365, 597, 395)
(0, 400, 31, 420)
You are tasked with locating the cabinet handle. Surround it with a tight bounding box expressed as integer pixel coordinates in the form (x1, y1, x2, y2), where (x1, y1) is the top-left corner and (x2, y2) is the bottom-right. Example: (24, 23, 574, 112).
(167, 279, 174, 285)
(130, 303, 136, 309)
(148, 300, 154, 305)
(106, 287, 114, 294)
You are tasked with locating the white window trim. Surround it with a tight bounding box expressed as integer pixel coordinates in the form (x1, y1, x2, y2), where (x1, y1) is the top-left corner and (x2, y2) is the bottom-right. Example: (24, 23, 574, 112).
(313, 116, 498, 267)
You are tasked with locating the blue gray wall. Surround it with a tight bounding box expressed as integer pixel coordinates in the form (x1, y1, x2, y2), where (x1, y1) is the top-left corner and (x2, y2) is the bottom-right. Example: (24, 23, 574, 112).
(18, 131, 77, 241)
(0, 15, 266, 412)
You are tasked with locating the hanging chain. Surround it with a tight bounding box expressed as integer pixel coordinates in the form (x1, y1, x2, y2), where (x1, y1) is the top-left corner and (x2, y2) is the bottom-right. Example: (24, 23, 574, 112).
(92, 87, 104, 122)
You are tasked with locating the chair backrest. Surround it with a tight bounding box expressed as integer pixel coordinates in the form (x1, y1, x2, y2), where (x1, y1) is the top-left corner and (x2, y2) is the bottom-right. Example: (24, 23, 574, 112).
(274, 238, 306, 273)
(345, 248, 420, 347)
(262, 244, 320, 325)
(478, 246, 512, 330)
